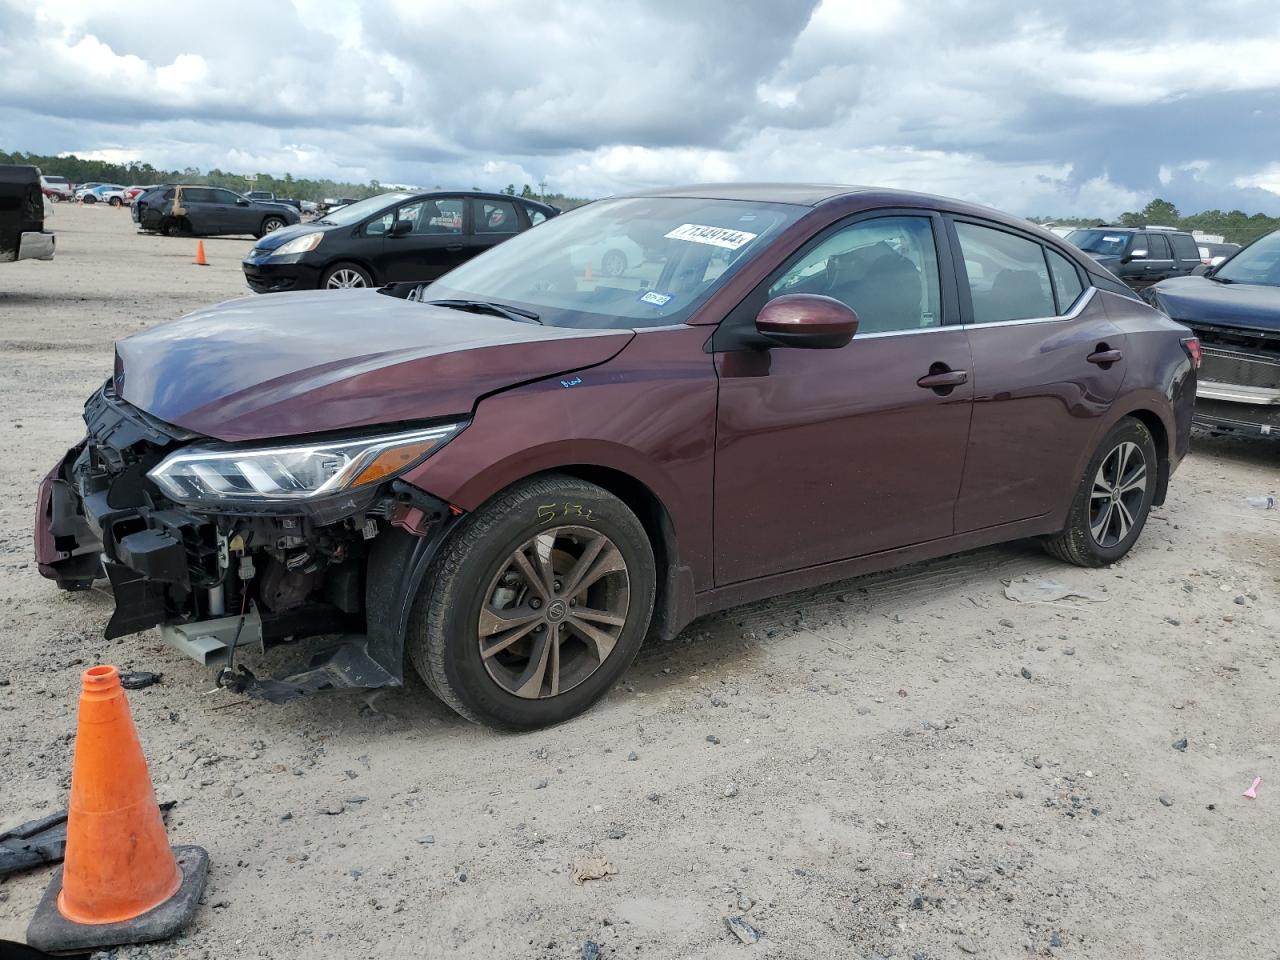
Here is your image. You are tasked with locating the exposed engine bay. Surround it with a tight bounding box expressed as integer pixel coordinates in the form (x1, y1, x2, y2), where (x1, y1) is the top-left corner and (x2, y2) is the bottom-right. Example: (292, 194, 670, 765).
(37, 381, 459, 702)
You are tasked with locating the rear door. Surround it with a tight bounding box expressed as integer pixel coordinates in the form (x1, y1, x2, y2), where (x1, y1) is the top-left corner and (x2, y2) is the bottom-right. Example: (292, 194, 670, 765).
(1169, 233, 1202, 276)
(469, 197, 521, 259)
(177, 187, 218, 234)
(1136, 231, 1175, 287)
(950, 218, 1128, 531)
(211, 188, 255, 235)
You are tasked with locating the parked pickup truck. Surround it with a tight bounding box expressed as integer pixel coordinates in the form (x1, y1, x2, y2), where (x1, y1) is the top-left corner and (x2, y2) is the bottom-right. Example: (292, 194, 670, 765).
(1, 165, 55, 264)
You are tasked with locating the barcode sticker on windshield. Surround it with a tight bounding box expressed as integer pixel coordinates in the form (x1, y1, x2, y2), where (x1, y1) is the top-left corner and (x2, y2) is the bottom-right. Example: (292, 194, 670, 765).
(664, 223, 758, 250)
(1103, 236, 1122, 242)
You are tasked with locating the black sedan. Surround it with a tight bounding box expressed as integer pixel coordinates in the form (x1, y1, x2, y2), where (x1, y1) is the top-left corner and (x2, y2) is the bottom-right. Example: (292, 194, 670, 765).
(241, 191, 559, 292)
(134, 185, 301, 238)
(1145, 228, 1280, 437)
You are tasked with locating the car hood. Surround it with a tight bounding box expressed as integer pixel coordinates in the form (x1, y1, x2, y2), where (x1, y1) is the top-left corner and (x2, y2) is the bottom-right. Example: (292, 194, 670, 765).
(115, 290, 634, 442)
(1149, 275, 1280, 333)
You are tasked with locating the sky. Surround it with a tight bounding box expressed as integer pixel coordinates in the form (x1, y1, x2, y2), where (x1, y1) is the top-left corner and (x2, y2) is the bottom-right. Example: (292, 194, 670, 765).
(2, 0, 1279, 218)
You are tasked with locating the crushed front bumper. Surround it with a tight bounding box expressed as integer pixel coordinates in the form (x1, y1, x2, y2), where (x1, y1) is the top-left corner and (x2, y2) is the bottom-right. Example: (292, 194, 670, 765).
(35, 383, 459, 701)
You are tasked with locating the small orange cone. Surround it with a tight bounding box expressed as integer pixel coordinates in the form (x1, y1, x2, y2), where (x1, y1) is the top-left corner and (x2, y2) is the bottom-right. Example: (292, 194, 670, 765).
(584, 262, 592, 281)
(26, 665, 208, 952)
(193, 240, 208, 266)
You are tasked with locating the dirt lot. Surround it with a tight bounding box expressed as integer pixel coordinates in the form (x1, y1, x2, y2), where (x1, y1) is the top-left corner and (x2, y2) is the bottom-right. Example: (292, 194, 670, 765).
(1, 204, 1278, 959)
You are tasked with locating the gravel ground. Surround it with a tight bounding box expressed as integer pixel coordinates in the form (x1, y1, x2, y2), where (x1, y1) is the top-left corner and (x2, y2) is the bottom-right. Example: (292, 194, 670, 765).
(1, 205, 1278, 959)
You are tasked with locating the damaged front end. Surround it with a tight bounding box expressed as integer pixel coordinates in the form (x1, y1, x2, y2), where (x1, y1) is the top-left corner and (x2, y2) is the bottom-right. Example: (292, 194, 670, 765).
(36, 381, 463, 702)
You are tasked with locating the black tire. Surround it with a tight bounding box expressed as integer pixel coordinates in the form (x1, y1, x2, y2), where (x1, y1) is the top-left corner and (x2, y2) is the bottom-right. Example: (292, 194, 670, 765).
(320, 262, 373, 289)
(82, 194, 97, 204)
(1043, 416, 1158, 567)
(601, 248, 627, 277)
(109, 197, 122, 207)
(259, 216, 287, 237)
(162, 217, 190, 238)
(406, 474, 656, 729)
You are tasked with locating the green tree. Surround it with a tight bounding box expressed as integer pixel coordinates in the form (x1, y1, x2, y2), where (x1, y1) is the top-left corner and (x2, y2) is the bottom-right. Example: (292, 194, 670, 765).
(1141, 198, 1180, 225)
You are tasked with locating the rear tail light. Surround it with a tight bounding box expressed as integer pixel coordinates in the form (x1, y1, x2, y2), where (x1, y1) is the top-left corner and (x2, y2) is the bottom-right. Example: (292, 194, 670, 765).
(1181, 336, 1202, 369)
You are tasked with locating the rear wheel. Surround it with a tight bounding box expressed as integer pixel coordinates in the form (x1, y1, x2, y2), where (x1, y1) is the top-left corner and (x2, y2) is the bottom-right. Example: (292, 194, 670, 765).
(1043, 417, 1158, 567)
(109, 197, 122, 208)
(82, 194, 97, 204)
(406, 474, 656, 729)
(321, 262, 372, 289)
(162, 217, 190, 238)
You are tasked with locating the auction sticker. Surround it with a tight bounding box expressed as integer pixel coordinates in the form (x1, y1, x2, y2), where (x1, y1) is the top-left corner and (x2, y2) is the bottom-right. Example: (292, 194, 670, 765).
(639, 290, 673, 306)
(664, 223, 758, 250)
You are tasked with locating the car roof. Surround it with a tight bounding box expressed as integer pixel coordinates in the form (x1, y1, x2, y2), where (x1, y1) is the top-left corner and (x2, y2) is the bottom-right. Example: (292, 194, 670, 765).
(614, 182, 866, 205)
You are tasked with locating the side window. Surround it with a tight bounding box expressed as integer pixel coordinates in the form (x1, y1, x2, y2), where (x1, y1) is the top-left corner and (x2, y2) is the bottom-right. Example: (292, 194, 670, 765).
(211, 189, 240, 204)
(1146, 232, 1172, 260)
(181, 187, 213, 203)
(473, 198, 519, 235)
(767, 216, 941, 334)
(421, 198, 464, 234)
(1046, 249, 1085, 313)
(365, 209, 394, 236)
(954, 221, 1055, 323)
(525, 205, 548, 226)
(1170, 233, 1200, 261)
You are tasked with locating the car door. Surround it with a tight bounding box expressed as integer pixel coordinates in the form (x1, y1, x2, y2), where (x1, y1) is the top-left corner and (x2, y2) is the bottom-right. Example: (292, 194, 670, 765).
(711, 211, 974, 585)
(469, 197, 521, 259)
(949, 218, 1128, 531)
(1140, 232, 1175, 285)
(1169, 232, 1202, 277)
(212, 189, 256, 235)
(177, 187, 217, 234)
(377, 197, 469, 282)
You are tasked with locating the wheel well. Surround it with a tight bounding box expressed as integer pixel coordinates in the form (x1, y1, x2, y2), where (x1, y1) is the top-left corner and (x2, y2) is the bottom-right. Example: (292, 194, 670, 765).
(549, 465, 683, 641)
(1126, 409, 1170, 505)
(323, 260, 376, 282)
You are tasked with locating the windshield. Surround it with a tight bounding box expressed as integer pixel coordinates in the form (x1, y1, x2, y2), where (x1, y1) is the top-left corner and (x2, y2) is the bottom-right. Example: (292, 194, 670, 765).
(1214, 229, 1280, 286)
(1067, 229, 1129, 257)
(319, 193, 412, 226)
(425, 197, 805, 328)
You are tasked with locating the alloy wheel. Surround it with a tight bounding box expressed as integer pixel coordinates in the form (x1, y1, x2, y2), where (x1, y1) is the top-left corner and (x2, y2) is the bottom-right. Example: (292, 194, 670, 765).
(326, 269, 367, 288)
(1089, 440, 1147, 548)
(477, 525, 630, 699)
(263, 218, 286, 233)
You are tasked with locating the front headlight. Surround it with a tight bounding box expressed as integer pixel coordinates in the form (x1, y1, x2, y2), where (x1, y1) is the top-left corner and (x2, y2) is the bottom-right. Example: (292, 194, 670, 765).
(269, 233, 323, 257)
(147, 424, 462, 506)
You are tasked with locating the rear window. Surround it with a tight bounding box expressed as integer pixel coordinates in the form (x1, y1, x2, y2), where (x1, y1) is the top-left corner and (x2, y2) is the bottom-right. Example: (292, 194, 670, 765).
(1144, 233, 1172, 259)
(954, 221, 1056, 323)
(1047, 249, 1084, 312)
(1170, 234, 1200, 260)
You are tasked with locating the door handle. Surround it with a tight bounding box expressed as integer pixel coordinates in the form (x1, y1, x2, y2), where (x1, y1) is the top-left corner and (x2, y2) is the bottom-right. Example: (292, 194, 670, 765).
(445, 244, 464, 252)
(916, 368, 968, 390)
(1087, 348, 1123, 365)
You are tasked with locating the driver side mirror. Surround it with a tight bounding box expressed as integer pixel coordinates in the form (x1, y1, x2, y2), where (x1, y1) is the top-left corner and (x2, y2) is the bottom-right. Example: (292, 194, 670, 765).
(1122, 248, 1147, 264)
(390, 219, 413, 238)
(236, 198, 250, 206)
(755, 294, 859, 349)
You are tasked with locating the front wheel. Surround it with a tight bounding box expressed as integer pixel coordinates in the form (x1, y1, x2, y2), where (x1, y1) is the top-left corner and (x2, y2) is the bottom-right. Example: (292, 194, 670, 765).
(259, 216, 287, 237)
(407, 475, 656, 729)
(82, 195, 97, 204)
(109, 197, 122, 207)
(48, 194, 62, 203)
(321, 262, 372, 289)
(1043, 417, 1158, 567)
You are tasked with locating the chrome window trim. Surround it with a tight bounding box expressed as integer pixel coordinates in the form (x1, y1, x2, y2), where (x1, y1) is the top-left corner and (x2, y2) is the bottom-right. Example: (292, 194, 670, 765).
(963, 285, 1097, 329)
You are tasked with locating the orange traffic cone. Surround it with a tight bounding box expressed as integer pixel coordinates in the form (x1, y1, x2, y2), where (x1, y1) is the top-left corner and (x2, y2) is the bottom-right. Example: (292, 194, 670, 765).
(584, 262, 593, 281)
(193, 240, 209, 266)
(26, 665, 208, 952)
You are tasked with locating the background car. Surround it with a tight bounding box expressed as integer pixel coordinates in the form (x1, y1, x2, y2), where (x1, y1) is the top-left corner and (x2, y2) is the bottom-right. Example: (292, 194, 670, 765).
(133, 185, 301, 238)
(76, 184, 127, 205)
(1145, 228, 1280, 438)
(40, 183, 1196, 731)
(1066, 226, 1202, 289)
(124, 185, 155, 205)
(39, 174, 73, 201)
(568, 233, 645, 277)
(1197, 241, 1240, 270)
(1, 164, 55, 263)
(241, 190, 558, 291)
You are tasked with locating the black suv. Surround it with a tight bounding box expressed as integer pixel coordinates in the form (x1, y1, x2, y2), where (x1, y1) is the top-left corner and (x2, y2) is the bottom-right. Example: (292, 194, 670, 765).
(1066, 226, 1203, 290)
(134, 185, 301, 238)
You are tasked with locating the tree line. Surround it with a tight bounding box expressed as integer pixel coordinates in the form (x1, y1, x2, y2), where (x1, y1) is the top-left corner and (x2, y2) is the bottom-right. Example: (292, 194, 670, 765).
(1037, 198, 1280, 246)
(1, 149, 591, 209)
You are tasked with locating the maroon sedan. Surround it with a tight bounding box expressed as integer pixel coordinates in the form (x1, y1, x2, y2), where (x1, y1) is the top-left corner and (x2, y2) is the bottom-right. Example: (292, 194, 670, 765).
(36, 184, 1198, 729)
